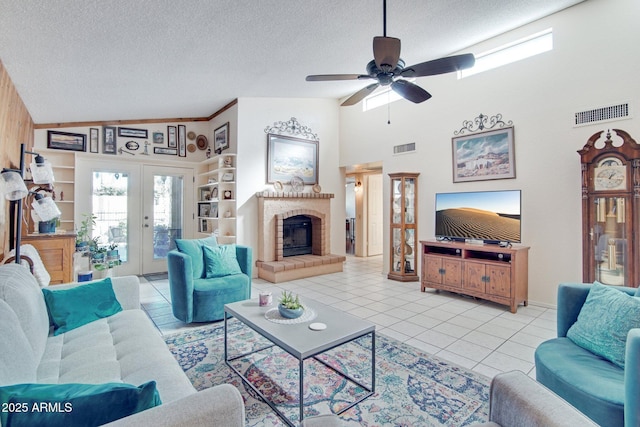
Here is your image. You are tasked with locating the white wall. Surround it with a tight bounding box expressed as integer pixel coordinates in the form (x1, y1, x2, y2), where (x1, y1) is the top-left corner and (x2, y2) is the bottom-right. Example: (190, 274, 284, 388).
(235, 97, 343, 260)
(338, 0, 640, 307)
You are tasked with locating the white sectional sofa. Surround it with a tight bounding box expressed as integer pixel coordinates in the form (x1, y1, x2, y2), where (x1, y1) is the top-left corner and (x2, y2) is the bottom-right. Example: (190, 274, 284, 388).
(0, 263, 244, 426)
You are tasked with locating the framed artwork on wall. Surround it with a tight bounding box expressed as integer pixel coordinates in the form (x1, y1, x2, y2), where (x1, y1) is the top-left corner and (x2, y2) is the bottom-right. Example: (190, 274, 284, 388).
(266, 133, 318, 185)
(214, 122, 229, 153)
(153, 132, 164, 144)
(154, 147, 177, 155)
(47, 130, 86, 152)
(118, 127, 147, 138)
(103, 127, 117, 155)
(451, 127, 515, 182)
(167, 126, 177, 148)
(178, 125, 187, 157)
(89, 128, 99, 153)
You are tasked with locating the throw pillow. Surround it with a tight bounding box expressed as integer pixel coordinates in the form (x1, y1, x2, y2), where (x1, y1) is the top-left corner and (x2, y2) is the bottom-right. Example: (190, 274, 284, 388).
(566, 281, 640, 368)
(175, 236, 218, 279)
(42, 278, 122, 336)
(0, 381, 161, 427)
(203, 244, 243, 278)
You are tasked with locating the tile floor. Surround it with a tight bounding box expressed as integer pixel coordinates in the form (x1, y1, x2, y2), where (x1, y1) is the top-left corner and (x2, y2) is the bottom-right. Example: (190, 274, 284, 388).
(140, 255, 556, 379)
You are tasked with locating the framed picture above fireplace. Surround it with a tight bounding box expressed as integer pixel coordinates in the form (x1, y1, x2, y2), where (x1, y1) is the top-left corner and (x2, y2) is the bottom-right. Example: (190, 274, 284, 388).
(267, 133, 318, 185)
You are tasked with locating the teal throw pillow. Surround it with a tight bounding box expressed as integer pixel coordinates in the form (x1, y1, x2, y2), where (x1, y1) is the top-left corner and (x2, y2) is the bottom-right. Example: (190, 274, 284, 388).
(0, 381, 161, 427)
(203, 244, 243, 278)
(175, 236, 218, 279)
(567, 281, 640, 368)
(42, 278, 122, 336)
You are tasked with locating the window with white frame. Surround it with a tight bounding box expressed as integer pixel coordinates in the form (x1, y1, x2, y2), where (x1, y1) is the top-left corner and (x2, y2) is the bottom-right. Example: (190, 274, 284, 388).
(459, 28, 553, 79)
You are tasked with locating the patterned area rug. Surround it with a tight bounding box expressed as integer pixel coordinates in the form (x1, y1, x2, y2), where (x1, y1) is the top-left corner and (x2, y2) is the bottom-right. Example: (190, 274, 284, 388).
(164, 319, 490, 426)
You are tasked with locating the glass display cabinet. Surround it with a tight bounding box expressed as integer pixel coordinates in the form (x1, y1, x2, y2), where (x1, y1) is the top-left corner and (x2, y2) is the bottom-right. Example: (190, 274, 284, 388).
(579, 129, 640, 287)
(388, 172, 419, 282)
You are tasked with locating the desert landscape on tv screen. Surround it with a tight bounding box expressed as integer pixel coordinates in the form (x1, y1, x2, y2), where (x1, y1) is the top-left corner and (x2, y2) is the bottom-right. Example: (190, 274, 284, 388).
(436, 208, 520, 242)
(435, 192, 521, 242)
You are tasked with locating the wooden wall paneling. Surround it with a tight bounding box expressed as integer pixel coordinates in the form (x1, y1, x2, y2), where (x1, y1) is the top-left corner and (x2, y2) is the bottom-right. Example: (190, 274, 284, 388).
(0, 60, 35, 259)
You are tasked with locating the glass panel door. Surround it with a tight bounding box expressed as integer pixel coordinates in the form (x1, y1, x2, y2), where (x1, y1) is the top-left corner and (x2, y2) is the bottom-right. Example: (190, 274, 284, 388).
(92, 171, 129, 266)
(142, 165, 193, 274)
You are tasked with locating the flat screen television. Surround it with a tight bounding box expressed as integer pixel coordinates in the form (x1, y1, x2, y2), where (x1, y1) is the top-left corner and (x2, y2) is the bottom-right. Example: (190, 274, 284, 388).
(435, 190, 521, 244)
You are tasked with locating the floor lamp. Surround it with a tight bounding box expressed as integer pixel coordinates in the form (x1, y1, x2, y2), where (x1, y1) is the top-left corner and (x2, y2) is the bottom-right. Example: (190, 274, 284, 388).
(1, 143, 56, 264)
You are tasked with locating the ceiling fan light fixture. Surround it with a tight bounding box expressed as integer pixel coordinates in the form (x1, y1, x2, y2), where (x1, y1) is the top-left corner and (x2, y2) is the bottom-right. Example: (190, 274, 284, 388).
(306, 0, 475, 106)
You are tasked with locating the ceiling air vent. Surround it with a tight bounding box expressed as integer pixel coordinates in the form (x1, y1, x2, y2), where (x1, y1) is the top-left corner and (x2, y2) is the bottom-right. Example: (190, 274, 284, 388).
(393, 142, 416, 155)
(574, 102, 631, 127)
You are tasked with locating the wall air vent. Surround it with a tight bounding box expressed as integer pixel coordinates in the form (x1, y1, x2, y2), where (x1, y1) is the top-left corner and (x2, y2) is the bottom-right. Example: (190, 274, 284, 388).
(574, 102, 631, 127)
(393, 142, 416, 155)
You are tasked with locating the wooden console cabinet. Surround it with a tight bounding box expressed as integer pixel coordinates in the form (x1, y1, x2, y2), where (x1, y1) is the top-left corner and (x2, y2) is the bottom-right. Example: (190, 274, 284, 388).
(420, 240, 529, 313)
(22, 233, 75, 284)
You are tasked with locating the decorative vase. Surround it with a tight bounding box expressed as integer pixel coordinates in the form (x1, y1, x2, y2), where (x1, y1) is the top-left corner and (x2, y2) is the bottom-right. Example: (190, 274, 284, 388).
(278, 304, 304, 319)
(38, 219, 56, 234)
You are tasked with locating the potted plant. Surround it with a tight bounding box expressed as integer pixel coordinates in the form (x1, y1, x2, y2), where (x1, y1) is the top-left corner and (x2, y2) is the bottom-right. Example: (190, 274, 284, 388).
(106, 243, 119, 259)
(76, 213, 96, 252)
(278, 291, 304, 319)
(91, 245, 106, 263)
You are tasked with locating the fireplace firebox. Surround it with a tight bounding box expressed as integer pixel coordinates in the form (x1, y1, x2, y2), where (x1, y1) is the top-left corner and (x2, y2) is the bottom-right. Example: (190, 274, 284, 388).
(283, 215, 312, 257)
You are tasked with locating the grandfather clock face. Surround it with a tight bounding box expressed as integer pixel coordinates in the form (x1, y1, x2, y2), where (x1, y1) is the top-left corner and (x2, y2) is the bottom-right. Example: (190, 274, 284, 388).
(593, 157, 627, 191)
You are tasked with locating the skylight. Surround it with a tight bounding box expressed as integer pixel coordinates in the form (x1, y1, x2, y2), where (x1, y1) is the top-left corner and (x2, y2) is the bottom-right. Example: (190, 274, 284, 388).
(459, 28, 553, 79)
(363, 88, 403, 111)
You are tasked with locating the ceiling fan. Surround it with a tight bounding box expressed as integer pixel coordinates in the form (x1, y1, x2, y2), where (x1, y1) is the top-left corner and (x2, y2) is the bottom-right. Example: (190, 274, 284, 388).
(306, 0, 476, 106)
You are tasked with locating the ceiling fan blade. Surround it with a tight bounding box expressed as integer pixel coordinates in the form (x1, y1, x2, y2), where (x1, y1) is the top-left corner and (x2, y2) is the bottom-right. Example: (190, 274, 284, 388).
(306, 74, 370, 82)
(400, 53, 476, 78)
(373, 36, 401, 71)
(391, 80, 432, 103)
(341, 83, 380, 106)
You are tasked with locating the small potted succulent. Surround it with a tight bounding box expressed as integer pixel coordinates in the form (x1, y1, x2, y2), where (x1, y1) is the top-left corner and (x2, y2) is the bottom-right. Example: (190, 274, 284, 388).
(278, 291, 304, 319)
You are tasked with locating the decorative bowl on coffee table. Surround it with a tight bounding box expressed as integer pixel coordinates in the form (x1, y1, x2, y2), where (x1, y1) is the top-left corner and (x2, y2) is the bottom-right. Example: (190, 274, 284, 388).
(278, 304, 304, 319)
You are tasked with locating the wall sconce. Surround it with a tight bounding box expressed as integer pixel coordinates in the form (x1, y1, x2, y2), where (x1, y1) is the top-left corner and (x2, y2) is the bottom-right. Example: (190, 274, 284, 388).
(354, 180, 362, 192)
(1, 144, 59, 264)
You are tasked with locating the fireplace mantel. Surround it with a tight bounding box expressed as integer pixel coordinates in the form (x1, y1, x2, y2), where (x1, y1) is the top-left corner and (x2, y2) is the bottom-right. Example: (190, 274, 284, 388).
(255, 191, 334, 199)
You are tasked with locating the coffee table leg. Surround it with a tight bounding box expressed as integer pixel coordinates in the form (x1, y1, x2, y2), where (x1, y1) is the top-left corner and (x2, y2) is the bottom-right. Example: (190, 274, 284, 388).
(224, 312, 228, 363)
(299, 358, 304, 423)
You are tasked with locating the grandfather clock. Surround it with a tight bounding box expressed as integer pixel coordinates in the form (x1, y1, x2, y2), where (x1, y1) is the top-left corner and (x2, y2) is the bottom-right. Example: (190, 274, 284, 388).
(578, 129, 640, 287)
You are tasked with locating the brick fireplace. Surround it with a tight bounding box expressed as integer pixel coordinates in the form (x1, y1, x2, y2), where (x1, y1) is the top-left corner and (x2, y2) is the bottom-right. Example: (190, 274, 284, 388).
(255, 191, 345, 283)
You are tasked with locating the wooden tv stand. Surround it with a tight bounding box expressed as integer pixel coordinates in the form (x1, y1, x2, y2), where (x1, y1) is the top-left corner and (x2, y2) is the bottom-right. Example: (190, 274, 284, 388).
(420, 240, 529, 313)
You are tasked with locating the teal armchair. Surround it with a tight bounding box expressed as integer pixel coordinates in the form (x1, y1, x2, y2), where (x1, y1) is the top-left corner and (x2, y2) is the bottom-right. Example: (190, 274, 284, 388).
(167, 237, 252, 323)
(535, 283, 640, 427)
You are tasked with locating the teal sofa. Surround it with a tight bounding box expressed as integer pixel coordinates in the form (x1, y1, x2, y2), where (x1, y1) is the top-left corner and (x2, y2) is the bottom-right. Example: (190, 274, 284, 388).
(167, 237, 252, 323)
(535, 283, 640, 427)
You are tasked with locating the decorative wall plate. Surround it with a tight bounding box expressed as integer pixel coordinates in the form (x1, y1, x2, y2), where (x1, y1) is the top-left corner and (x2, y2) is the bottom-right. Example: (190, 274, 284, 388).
(125, 140, 139, 150)
(187, 131, 196, 140)
(196, 135, 208, 150)
(273, 181, 283, 191)
(312, 183, 322, 193)
(187, 144, 196, 153)
(290, 176, 304, 192)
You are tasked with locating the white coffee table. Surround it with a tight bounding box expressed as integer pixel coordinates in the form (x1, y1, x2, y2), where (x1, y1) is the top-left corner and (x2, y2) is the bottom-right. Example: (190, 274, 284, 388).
(224, 297, 375, 426)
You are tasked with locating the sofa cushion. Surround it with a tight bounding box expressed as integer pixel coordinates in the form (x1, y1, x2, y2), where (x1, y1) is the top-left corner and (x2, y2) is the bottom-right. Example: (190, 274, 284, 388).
(566, 281, 640, 368)
(0, 264, 49, 364)
(535, 337, 624, 427)
(175, 236, 218, 279)
(36, 309, 195, 403)
(42, 278, 123, 336)
(0, 300, 38, 385)
(0, 381, 161, 427)
(203, 244, 242, 278)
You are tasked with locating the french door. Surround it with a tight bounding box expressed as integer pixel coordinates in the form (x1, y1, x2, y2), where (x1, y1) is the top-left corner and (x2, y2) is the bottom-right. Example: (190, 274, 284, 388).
(75, 158, 193, 275)
(141, 165, 194, 274)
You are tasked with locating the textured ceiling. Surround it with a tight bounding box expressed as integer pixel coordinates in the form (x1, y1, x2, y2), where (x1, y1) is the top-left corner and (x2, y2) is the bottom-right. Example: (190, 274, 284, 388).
(0, 0, 585, 124)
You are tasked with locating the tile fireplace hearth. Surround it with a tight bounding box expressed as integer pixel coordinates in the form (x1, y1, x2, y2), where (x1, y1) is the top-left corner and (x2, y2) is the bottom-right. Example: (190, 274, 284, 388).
(255, 191, 345, 283)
